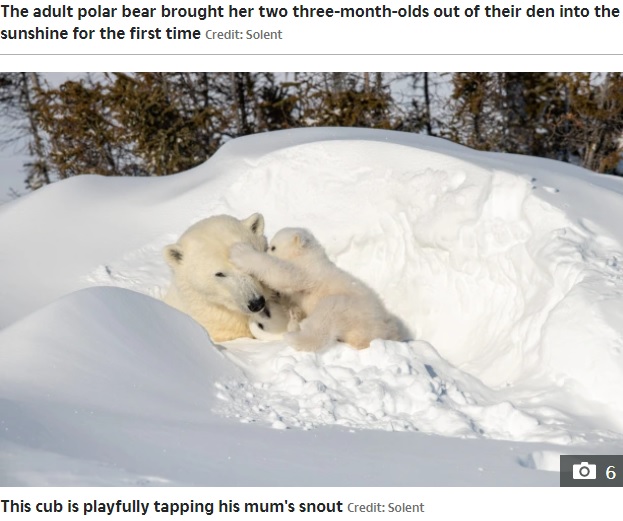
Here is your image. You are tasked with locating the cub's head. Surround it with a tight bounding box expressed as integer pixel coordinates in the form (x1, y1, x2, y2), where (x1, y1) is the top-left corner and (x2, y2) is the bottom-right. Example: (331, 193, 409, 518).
(268, 227, 321, 261)
(163, 213, 268, 314)
(248, 300, 290, 341)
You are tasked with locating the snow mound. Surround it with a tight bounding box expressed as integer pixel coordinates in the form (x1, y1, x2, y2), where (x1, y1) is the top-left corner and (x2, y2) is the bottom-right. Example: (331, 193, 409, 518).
(2, 128, 623, 485)
(174, 130, 621, 439)
(0, 287, 236, 416)
(518, 450, 564, 472)
(0, 287, 240, 485)
(220, 340, 576, 444)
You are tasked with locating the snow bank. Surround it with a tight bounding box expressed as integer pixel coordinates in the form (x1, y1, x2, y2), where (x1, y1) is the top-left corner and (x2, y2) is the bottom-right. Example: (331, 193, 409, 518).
(220, 340, 577, 444)
(0, 287, 236, 415)
(0, 286, 560, 487)
(0, 287, 238, 485)
(1, 128, 623, 485)
(191, 130, 623, 438)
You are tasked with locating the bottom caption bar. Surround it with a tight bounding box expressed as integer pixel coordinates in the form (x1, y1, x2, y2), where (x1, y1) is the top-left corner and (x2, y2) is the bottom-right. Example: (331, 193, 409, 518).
(560, 455, 623, 486)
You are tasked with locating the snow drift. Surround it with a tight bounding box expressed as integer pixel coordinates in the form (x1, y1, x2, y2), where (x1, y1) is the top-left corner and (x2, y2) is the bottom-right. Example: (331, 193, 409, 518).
(1, 128, 623, 485)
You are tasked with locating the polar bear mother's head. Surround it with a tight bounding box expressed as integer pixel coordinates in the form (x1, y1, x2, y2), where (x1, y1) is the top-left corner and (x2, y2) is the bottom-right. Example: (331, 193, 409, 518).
(163, 213, 268, 321)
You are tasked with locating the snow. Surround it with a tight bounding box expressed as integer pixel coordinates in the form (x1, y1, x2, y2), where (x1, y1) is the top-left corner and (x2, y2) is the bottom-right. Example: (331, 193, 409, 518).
(1, 127, 623, 486)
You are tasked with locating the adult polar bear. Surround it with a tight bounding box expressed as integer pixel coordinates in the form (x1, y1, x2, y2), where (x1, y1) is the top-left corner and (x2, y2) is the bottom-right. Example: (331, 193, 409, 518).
(162, 213, 271, 342)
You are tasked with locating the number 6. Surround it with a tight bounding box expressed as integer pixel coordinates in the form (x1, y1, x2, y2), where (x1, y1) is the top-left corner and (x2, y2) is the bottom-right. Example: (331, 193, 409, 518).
(606, 466, 616, 479)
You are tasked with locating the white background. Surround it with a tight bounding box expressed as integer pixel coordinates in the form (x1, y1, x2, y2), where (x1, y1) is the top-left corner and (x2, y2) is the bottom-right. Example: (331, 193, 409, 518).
(0, 0, 622, 55)
(1, 487, 621, 519)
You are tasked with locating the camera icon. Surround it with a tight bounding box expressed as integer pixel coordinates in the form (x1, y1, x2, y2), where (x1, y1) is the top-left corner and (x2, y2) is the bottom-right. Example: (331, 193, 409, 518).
(573, 462, 597, 480)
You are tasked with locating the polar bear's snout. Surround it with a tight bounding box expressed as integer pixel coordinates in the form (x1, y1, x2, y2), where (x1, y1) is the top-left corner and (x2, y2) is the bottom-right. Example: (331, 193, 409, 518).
(248, 295, 266, 313)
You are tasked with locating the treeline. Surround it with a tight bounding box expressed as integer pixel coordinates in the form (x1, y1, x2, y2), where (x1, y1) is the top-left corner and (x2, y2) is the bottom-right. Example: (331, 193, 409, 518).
(1, 72, 622, 191)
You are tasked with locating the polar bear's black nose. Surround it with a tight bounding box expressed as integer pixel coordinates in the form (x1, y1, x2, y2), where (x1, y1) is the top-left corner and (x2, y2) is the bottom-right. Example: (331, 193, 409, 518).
(248, 296, 266, 313)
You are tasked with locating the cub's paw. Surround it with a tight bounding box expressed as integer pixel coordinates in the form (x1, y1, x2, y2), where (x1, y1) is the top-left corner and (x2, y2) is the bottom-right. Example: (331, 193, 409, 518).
(284, 331, 322, 352)
(287, 307, 305, 332)
(229, 242, 257, 268)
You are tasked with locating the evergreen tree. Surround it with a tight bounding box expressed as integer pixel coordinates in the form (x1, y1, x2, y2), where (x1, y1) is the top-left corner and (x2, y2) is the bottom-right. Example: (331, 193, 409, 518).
(0, 72, 51, 190)
(289, 72, 396, 128)
(398, 72, 448, 136)
(554, 73, 623, 173)
(2, 71, 622, 193)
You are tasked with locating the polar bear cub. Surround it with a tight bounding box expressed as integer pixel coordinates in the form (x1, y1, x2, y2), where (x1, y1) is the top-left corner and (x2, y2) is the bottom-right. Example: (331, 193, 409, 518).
(230, 227, 405, 351)
(247, 293, 304, 341)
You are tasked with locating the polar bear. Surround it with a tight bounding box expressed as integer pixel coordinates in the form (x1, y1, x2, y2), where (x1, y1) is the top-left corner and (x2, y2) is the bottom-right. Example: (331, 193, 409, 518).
(163, 213, 271, 342)
(247, 293, 304, 341)
(230, 227, 406, 351)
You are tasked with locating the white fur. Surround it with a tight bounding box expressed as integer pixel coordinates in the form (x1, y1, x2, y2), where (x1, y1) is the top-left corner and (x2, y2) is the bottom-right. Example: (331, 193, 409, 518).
(163, 213, 270, 342)
(230, 227, 406, 351)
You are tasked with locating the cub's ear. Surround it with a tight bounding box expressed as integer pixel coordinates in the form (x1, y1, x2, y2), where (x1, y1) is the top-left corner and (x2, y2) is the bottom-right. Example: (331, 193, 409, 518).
(293, 229, 312, 248)
(241, 213, 265, 236)
(163, 244, 184, 267)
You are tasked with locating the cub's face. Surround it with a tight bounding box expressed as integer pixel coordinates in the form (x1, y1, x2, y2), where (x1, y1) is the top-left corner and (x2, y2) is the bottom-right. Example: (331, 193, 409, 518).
(268, 227, 314, 261)
(248, 300, 289, 340)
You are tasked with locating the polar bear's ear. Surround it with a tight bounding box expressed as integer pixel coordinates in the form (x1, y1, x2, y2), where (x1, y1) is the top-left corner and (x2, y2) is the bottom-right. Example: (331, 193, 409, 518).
(163, 244, 184, 267)
(242, 213, 265, 236)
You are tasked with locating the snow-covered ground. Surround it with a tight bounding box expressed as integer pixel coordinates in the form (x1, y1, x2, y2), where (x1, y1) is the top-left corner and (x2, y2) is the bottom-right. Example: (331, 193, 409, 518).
(1, 127, 623, 486)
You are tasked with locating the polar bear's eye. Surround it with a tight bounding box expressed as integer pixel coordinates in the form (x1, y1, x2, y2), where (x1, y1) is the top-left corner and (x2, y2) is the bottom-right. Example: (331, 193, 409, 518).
(270, 246, 276, 251)
(215, 272, 226, 278)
